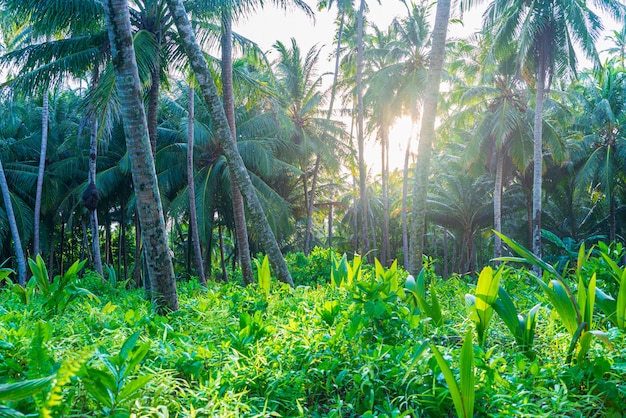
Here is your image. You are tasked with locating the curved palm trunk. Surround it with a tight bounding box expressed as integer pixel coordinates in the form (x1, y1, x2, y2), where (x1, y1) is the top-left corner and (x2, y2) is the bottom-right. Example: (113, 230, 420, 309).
(104, 0, 178, 312)
(166, 0, 293, 287)
(409, 0, 450, 276)
(187, 85, 206, 285)
(304, 11, 346, 256)
(493, 150, 503, 261)
(0, 159, 26, 286)
(532, 61, 546, 265)
(89, 115, 104, 276)
(221, 10, 254, 285)
(33, 89, 48, 256)
(356, 0, 369, 258)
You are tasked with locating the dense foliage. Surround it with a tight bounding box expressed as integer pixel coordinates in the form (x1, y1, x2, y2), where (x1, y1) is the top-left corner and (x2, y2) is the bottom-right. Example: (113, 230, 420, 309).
(1, 247, 625, 416)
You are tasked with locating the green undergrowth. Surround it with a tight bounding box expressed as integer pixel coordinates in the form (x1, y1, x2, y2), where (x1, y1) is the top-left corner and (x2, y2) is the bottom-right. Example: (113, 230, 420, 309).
(0, 247, 625, 417)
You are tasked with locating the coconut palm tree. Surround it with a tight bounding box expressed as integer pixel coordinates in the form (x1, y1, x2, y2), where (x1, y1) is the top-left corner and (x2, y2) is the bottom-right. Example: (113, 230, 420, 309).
(409, 0, 451, 275)
(0, 158, 26, 285)
(104, 0, 178, 312)
(166, 0, 295, 287)
(469, 0, 625, 262)
(574, 66, 626, 244)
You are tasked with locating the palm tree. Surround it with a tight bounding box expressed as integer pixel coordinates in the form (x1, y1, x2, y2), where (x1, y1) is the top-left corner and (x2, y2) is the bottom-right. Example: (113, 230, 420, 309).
(0, 158, 26, 285)
(472, 0, 625, 262)
(574, 66, 626, 243)
(165, 0, 294, 287)
(457, 50, 533, 259)
(409, 0, 451, 275)
(355, 0, 370, 258)
(271, 39, 345, 253)
(186, 83, 206, 284)
(306, 0, 353, 256)
(104, 0, 178, 312)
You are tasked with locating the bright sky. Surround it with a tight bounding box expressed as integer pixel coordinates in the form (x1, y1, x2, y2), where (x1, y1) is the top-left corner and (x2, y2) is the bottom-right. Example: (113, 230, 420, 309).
(234, 1, 622, 174)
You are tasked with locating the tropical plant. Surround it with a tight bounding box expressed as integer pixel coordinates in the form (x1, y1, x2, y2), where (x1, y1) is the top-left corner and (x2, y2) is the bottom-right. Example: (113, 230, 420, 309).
(430, 330, 475, 418)
(81, 331, 152, 415)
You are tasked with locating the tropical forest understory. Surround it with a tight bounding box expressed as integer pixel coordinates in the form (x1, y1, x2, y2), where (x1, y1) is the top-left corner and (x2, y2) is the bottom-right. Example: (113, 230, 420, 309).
(1, 0, 626, 416)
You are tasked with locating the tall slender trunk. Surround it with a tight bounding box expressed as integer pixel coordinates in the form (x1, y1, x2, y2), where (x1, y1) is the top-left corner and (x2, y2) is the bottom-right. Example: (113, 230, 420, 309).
(304, 156, 321, 255)
(304, 11, 345, 256)
(401, 130, 412, 269)
(34, 89, 49, 256)
(221, 10, 254, 285)
(104, 0, 178, 312)
(133, 212, 142, 287)
(166, 0, 293, 287)
(0, 159, 26, 285)
(356, 0, 369, 258)
(121, 200, 128, 282)
(381, 123, 390, 266)
(187, 86, 206, 284)
(493, 150, 504, 261)
(609, 190, 616, 243)
(532, 61, 546, 266)
(89, 113, 104, 276)
(219, 224, 228, 282)
(409, 0, 450, 276)
(328, 200, 334, 248)
(148, 69, 160, 157)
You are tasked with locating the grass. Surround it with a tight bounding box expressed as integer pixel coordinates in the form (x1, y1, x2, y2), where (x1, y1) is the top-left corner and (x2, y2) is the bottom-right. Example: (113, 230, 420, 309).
(0, 248, 625, 417)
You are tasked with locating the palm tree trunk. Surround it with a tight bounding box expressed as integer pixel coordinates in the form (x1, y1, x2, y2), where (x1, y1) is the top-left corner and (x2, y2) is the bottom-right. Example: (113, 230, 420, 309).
(219, 224, 228, 282)
(133, 211, 142, 287)
(304, 11, 345, 256)
(409, 0, 450, 276)
(356, 0, 369, 258)
(304, 155, 321, 255)
(221, 10, 254, 285)
(610, 190, 616, 243)
(187, 85, 206, 285)
(166, 0, 293, 287)
(401, 131, 412, 269)
(34, 89, 48, 257)
(381, 123, 390, 266)
(0, 159, 26, 286)
(532, 61, 546, 264)
(89, 114, 104, 276)
(148, 69, 159, 157)
(104, 0, 178, 312)
(493, 150, 503, 261)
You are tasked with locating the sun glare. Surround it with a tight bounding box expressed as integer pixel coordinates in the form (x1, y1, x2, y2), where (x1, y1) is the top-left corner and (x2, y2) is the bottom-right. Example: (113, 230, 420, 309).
(363, 116, 415, 175)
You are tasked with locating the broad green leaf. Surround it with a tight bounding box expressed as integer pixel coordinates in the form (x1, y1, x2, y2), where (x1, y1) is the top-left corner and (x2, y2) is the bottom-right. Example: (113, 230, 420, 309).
(494, 232, 563, 280)
(0, 376, 54, 401)
(117, 375, 153, 403)
(0, 268, 13, 283)
(121, 342, 150, 380)
(0, 404, 26, 417)
(532, 277, 579, 336)
(82, 379, 114, 407)
(119, 331, 142, 364)
(617, 276, 626, 329)
(430, 344, 465, 418)
(491, 286, 520, 336)
(474, 266, 501, 345)
(459, 331, 475, 418)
